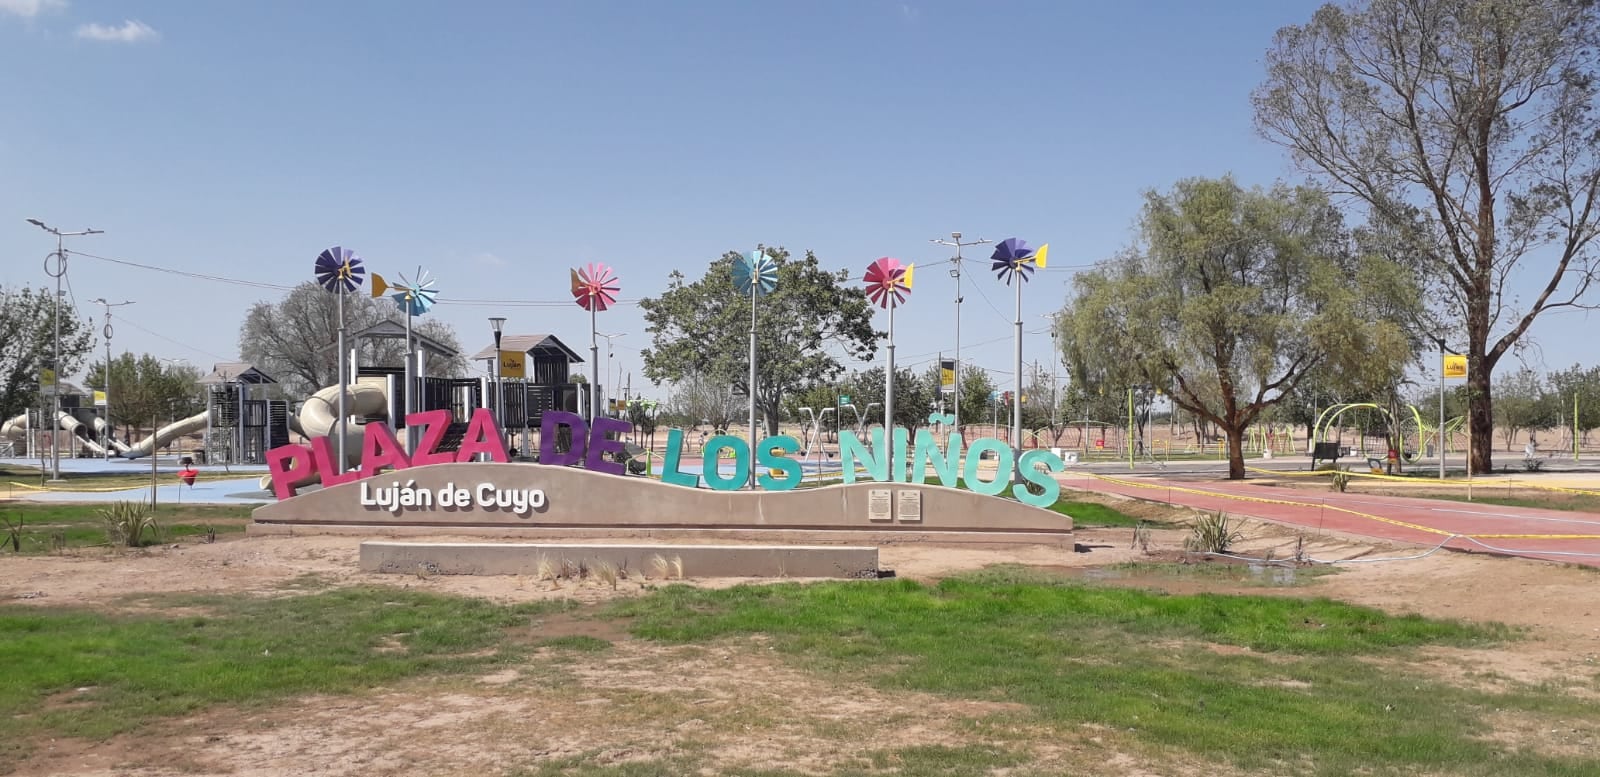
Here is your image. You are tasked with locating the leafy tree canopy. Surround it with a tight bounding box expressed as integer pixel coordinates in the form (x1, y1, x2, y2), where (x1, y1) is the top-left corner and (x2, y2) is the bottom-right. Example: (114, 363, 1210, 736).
(1056, 176, 1421, 479)
(0, 285, 94, 422)
(640, 247, 877, 435)
(238, 281, 466, 399)
(1254, 0, 1600, 472)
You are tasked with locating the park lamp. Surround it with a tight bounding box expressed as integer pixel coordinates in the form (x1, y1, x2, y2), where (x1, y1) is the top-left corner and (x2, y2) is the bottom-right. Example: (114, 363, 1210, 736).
(489, 316, 506, 350)
(26, 218, 104, 237)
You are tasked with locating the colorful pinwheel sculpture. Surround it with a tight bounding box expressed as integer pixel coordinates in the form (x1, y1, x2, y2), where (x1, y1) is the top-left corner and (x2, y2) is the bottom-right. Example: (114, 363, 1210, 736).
(733, 249, 780, 485)
(862, 257, 914, 308)
(313, 246, 366, 474)
(732, 250, 778, 296)
(990, 237, 1048, 285)
(571, 263, 621, 420)
(373, 268, 439, 316)
(570, 263, 621, 311)
(315, 246, 366, 293)
(862, 257, 914, 473)
(991, 237, 1050, 470)
(371, 268, 439, 423)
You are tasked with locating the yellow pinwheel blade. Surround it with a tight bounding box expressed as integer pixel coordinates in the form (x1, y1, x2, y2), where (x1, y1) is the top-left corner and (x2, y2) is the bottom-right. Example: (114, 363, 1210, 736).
(1033, 244, 1048, 269)
(901, 263, 915, 289)
(370, 273, 389, 297)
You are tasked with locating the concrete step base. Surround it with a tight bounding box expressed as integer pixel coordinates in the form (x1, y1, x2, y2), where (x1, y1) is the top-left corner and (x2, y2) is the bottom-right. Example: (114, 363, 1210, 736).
(253, 522, 1069, 548)
(360, 541, 881, 579)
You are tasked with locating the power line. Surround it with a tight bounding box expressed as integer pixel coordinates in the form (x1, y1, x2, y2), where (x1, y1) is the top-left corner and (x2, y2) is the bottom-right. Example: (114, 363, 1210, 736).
(63, 249, 640, 307)
(114, 314, 233, 363)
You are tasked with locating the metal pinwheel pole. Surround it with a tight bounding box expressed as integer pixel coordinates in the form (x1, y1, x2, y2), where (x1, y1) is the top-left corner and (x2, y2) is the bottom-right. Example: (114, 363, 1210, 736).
(990, 238, 1046, 483)
(571, 264, 620, 423)
(591, 304, 600, 421)
(748, 282, 758, 487)
(336, 284, 348, 473)
(733, 250, 777, 488)
(886, 296, 896, 472)
(1012, 276, 1023, 477)
(862, 257, 912, 480)
(315, 247, 365, 474)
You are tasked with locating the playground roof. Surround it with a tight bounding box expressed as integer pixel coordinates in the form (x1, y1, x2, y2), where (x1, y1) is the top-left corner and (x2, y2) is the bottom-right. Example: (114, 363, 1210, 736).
(200, 362, 277, 385)
(347, 319, 460, 357)
(470, 334, 584, 364)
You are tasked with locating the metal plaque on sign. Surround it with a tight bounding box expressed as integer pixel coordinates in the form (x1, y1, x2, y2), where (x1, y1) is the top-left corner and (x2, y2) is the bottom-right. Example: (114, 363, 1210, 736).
(867, 489, 893, 521)
(896, 490, 923, 522)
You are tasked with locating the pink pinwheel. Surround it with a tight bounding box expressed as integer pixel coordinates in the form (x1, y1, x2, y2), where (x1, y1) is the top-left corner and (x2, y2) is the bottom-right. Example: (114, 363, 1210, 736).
(862, 257, 914, 309)
(570, 263, 620, 312)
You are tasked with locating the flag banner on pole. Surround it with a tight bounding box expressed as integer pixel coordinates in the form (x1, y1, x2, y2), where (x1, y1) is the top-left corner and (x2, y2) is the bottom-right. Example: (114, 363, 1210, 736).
(939, 358, 956, 394)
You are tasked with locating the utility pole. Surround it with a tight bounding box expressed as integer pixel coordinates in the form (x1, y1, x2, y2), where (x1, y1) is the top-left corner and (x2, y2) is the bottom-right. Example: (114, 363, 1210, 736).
(930, 233, 990, 438)
(90, 298, 135, 460)
(27, 219, 104, 481)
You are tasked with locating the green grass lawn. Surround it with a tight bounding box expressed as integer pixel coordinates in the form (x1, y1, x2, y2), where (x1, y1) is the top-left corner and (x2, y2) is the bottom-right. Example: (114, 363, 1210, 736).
(0, 587, 575, 767)
(0, 503, 251, 553)
(606, 569, 1596, 776)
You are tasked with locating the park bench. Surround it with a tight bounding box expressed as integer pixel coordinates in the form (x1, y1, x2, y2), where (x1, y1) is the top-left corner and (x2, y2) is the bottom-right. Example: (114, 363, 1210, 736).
(1310, 441, 1344, 470)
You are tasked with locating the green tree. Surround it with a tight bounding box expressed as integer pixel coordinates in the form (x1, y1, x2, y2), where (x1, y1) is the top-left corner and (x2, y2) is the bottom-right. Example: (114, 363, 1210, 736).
(1546, 364, 1600, 445)
(640, 247, 877, 435)
(1254, 0, 1600, 473)
(84, 353, 204, 439)
(239, 281, 466, 399)
(1056, 177, 1420, 479)
(664, 372, 739, 432)
(848, 366, 933, 431)
(1494, 368, 1559, 452)
(0, 285, 95, 423)
(957, 365, 998, 432)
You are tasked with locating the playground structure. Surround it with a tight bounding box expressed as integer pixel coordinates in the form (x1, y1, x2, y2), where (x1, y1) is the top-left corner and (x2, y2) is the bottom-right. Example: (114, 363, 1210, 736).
(1311, 402, 1467, 463)
(1, 327, 594, 471)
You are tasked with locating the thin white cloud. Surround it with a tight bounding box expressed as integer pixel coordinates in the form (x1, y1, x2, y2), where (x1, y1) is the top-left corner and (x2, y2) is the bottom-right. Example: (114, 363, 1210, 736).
(75, 19, 158, 43)
(476, 253, 508, 267)
(0, 0, 66, 19)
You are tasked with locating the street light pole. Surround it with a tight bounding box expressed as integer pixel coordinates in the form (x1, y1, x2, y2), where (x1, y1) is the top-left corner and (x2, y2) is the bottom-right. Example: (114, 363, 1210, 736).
(90, 298, 134, 460)
(27, 219, 103, 481)
(931, 233, 990, 437)
(598, 332, 626, 418)
(489, 317, 506, 452)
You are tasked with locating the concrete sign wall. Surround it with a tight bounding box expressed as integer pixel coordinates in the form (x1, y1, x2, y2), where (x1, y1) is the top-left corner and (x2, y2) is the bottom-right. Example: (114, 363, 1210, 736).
(250, 462, 1072, 545)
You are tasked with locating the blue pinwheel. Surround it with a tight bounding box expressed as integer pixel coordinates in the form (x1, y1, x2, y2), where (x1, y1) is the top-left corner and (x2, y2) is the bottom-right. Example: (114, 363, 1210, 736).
(732, 250, 778, 296)
(373, 268, 438, 316)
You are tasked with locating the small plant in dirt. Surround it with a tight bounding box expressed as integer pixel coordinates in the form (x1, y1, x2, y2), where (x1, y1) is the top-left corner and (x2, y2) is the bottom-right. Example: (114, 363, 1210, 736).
(595, 560, 619, 590)
(1330, 469, 1352, 492)
(1184, 511, 1245, 554)
(2, 513, 21, 553)
(1131, 520, 1154, 555)
(100, 502, 161, 548)
(1522, 458, 1545, 472)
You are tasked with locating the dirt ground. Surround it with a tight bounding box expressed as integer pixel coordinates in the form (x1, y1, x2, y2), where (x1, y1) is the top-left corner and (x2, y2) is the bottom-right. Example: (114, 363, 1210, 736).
(3, 520, 1598, 777)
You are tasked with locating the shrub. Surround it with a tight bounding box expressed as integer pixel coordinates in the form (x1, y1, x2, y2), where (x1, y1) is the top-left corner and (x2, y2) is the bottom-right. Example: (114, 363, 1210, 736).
(1330, 470, 1352, 492)
(100, 502, 162, 548)
(1184, 511, 1245, 554)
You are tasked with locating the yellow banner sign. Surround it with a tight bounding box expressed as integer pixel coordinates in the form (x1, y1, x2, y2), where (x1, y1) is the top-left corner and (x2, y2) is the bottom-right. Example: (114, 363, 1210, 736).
(498, 351, 526, 379)
(93, 390, 107, 407)
(1442, 354, 1467, 379)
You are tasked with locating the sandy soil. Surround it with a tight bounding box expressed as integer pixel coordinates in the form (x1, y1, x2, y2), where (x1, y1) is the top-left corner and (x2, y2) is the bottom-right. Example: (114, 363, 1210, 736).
(3, 522, 1598, 776)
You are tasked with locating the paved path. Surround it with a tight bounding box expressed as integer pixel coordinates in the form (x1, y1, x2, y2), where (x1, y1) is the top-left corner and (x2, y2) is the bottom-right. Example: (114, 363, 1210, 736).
(1061, 472, 1600, 567)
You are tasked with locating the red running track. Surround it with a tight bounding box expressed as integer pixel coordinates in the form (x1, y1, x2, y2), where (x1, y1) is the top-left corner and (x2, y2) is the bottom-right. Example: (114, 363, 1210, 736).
(1061, 472, 1600, 567)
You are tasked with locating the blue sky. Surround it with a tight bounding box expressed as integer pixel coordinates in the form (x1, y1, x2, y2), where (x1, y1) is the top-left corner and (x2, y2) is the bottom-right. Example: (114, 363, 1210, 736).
(2, 0, 1591, 402)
